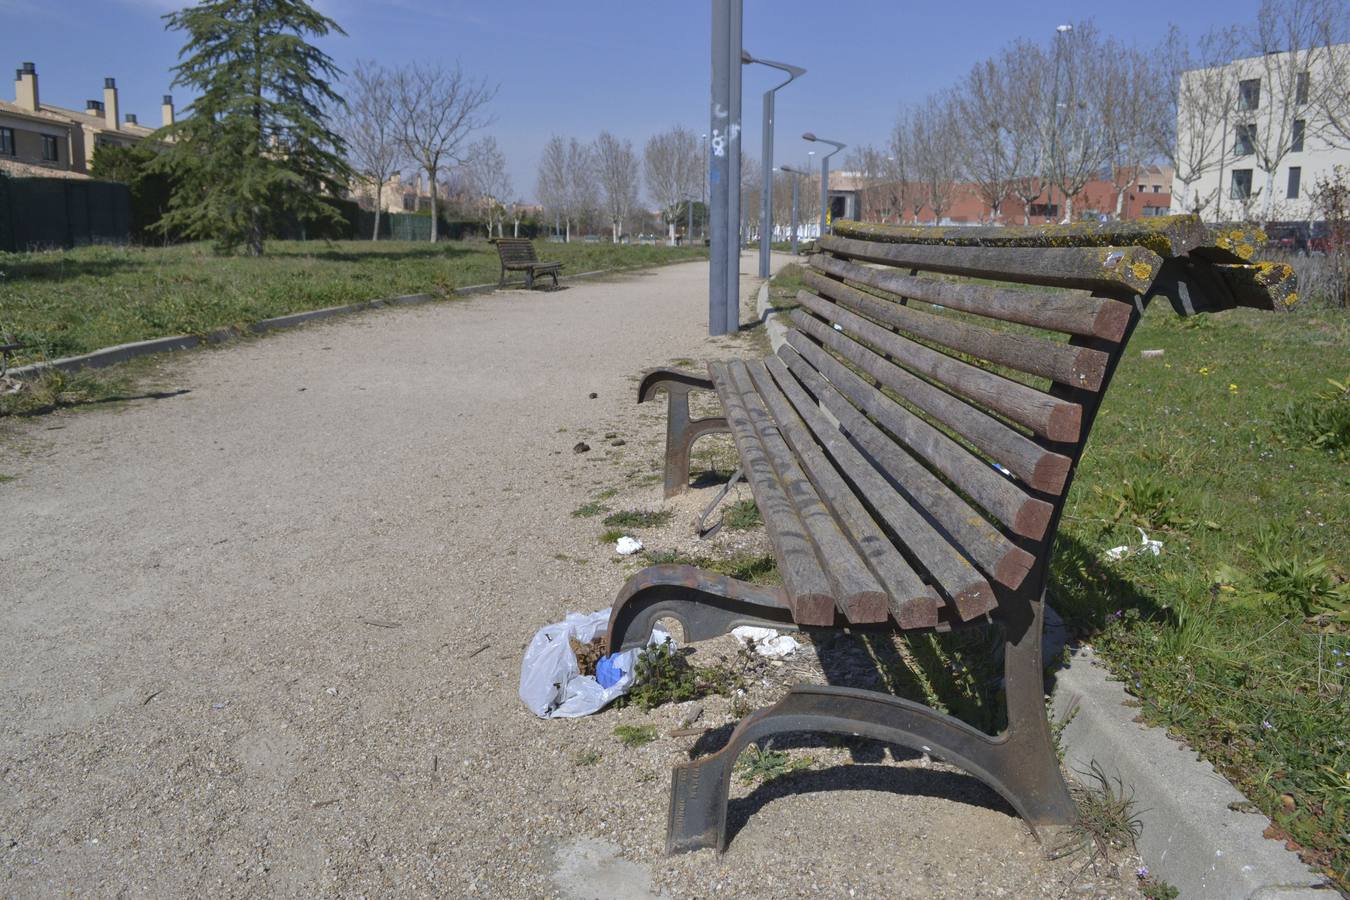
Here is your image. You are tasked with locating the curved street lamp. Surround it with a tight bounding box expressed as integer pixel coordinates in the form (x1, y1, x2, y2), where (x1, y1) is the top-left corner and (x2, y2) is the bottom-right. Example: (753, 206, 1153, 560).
(743, 51, 806, 277)
(803, 132, 846, 238)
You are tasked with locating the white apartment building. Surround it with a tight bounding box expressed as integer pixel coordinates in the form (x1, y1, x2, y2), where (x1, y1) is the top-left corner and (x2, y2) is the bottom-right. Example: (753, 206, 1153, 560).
(1174, 42, 1350, 222)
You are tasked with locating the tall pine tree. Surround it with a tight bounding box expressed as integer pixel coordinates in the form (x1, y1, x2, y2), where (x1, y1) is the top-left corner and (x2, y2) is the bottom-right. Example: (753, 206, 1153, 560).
(154, 0, 350, 255)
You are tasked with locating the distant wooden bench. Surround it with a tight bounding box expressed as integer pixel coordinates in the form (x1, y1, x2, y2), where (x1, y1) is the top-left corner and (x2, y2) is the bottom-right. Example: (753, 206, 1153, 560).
(492, 237, 562, 290)
(601, 216, 1292, 855)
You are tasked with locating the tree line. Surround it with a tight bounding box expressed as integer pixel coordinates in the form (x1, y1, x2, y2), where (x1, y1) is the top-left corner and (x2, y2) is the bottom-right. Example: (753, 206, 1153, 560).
(845, 0, 1349, 226)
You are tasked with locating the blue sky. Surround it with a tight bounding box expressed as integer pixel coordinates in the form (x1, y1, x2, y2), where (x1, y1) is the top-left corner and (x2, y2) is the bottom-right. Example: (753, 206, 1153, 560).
(1, 0, 1264, 202)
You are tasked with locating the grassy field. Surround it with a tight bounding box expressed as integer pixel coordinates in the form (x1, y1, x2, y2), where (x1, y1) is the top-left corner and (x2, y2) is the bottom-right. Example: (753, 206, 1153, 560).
(759, 264, 1349, 888)
(0, 239, 707, 367)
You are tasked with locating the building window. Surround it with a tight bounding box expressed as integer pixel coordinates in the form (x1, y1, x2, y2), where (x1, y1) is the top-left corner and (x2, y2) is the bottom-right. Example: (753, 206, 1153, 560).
(1234, 123, 1256, 156)
(1028, 202, 1059, 218)
(0, 126, 14, 156)
(1287, 166, 1301, 199)
(1295, 71, 1309, 104)
(1231, 169, 1253, 200)
(1152, 185, 1161, 193)
(1238, 78, 1261, 111)
(1292, 119, 1305, 152)
(41, 134, 58, 162)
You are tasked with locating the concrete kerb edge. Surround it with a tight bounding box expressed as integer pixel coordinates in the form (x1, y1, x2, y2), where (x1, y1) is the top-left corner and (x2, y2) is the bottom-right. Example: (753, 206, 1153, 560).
(7, 256, 702, 380)
(757, 270, 1326, 898)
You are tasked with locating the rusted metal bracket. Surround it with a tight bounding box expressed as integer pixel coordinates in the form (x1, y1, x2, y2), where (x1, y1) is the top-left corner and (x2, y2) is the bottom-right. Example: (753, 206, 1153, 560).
(637, 368, 731, 497)
(605, 564, 795, 653)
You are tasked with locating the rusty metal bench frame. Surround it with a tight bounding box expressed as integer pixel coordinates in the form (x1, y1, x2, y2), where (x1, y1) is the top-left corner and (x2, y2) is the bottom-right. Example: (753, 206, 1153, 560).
(603, 216, 1292, 856)
(492, 237, 562, 290)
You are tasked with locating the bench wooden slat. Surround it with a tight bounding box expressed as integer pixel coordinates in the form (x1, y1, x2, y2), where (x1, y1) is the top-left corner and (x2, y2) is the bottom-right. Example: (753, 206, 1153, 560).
(785, 330, 1053, 541)
(791, 312, 1072, 494)
(725, 361, 890, 624)
(776, 345, 1036, 591)
(743, 359, 943, 626)
(753, 357, 995, 622)
(791, 294, 1082, 443)
(818, 234, 1163, 296)
(708, 361, 837, 625)
(810, 253, 1133, 341)
(802, 268, 1111, 391)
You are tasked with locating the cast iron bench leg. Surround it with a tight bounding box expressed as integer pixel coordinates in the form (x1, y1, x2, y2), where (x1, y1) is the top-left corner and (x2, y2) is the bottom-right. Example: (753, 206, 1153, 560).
(664, 591, 1077, 856)
(637, 369, 730, 497)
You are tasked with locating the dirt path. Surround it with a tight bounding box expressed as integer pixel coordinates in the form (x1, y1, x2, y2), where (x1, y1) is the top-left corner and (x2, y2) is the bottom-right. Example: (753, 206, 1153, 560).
(0, 256, 1141, 898)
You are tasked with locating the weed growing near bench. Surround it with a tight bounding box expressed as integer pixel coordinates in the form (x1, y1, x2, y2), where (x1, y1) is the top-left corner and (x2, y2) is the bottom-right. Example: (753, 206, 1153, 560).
(613, 724, 657, 748)
(622, 641, 744, 711)
(722, 499, 762, 531)
(734, 744, 814, 785)
(601, 509, 673, 528)
(571, 501, 608, 518)
(574, 749, 602, 767)
(1070, 760, 1144, 864)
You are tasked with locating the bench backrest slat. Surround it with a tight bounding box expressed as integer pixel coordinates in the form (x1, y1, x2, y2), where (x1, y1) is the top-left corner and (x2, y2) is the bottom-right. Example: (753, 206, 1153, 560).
(495, 238, 541, 263)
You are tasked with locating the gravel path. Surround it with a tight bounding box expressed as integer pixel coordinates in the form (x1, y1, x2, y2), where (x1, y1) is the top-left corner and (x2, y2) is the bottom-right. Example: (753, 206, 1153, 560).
(0, 256, 1142, 898)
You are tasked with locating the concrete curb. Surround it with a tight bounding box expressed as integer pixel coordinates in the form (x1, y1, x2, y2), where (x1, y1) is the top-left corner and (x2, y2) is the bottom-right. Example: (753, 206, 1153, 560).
(1053, 648, 1329, 898)
(754, 281, 790, 351)
(756, 267, 1326, 897)
(7, 256, 700, 381)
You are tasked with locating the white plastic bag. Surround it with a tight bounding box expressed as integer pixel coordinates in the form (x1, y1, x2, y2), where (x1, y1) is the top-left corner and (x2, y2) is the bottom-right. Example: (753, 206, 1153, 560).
(731, 625, 800, 659)
(519, 609, 669, 718)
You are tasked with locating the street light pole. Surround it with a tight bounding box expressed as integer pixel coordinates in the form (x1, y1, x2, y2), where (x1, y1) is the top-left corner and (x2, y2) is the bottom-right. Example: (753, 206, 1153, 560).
(780, 164, 804, 255)
(1047, 24, 1072, 224)
(708, 0, 743, 336)
(803, 132, 846, 240)
(743, 52, 805, 279)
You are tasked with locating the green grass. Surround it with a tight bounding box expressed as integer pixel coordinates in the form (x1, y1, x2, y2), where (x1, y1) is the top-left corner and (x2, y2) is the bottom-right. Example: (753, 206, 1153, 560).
(613, 724, 657, 748)
(1048, 305, 1349, 888)
(734, 744, 814, 784)
(0, 473, 15, 483)
(640, 549, 780, 585)
(767, 262, 805, 312)
(0, 239, 707, 367)
(621, 640, 745, 711)
(601, 508, 673, 529)
(571, 501, 608, 518)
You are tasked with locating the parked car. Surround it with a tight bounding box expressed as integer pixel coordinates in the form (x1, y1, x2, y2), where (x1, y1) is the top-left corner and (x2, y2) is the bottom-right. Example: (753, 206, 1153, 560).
(1264, 222, 1311, 255)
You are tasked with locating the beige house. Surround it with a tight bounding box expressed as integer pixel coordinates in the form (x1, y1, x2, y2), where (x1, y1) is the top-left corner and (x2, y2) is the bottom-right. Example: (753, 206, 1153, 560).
(1, 62, 173, 179)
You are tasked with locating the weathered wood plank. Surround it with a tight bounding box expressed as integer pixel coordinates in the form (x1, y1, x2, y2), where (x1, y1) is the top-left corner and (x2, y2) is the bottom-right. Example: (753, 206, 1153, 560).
(791, 311, 1072, 494)
(725, 361, 890, 624)
(708, 361, 837, 625)
(818, 234, 1163, 296)
(802, 268, 1109, 390)
(793, 292, 1083, 442)
(808, 252, 1132, 343)
(752, 358, 995, 622)
(784, 331, 1054, 541)
(776, 345, 1038, 591)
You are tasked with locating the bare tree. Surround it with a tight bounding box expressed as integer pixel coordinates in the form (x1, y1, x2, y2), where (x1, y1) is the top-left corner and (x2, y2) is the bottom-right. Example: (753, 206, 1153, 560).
(593, 132, 640, 242)
(644, 126, 700, 243)
(1314, 4, 1350, 148)
(845, 144, 891, 222)
(1045, 23, 1111, 223)
(1241, 0, 1342, 217)
(909, 93, 964, 224)
(536, 135, 568, 239)
(1097, 43, 1166, 219)
(1158, 25, 1240, 217)
(339, 60, 403, 240)
(956, 58, 1019, 223)
(1002, 40, 1051, 224)
(464, 136, 511, 237)
(393, 62, 497, 242)
(885, 113, 919, 223)
(564, 138, 597, 241)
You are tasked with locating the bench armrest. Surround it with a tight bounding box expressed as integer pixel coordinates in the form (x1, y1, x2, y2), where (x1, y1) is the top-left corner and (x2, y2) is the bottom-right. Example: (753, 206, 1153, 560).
(637, 367, 714, 404)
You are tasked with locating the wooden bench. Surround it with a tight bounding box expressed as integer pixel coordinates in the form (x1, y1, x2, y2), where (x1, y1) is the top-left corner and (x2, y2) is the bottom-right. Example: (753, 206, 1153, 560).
(602, 216, 1293, 855)
(492, 237, 562, 290)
